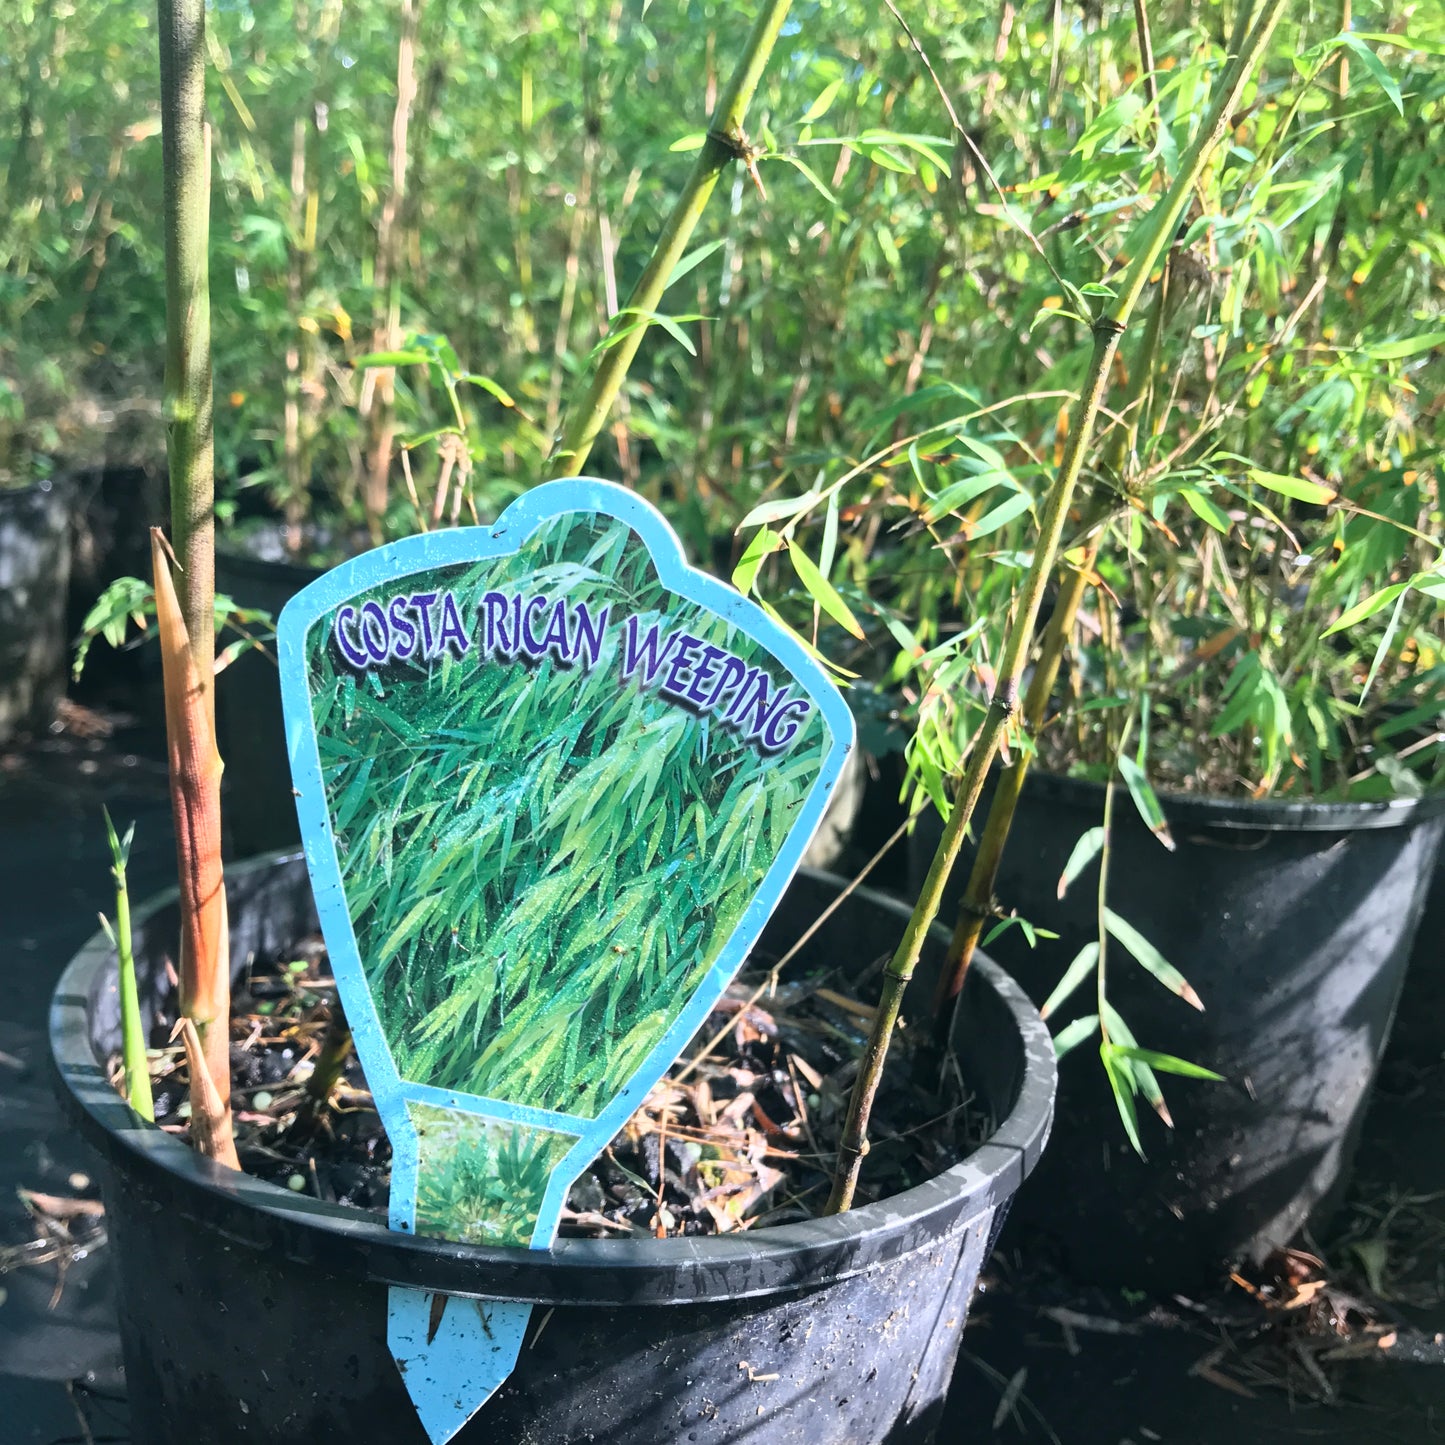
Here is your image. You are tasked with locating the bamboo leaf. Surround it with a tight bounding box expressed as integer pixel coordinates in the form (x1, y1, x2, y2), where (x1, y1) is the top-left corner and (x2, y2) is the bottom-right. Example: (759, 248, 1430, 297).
(1334, 32, 1404, 115)
(1040, 943, 1100, 1020)
(1057, 826, 1105, 898)
(1104, 907, 1204, 1010)
(788, 541, 865, 639)
(801, 77, 845, 123)
(1364, 333, 1445, 360)
(664, 238, 728, 290)
(1111, 1045, 1225, 1082)
(1359, 585, 1411, 704)
(1052, 1013, 1099, 1059)
(1247, 468, 1336, 505)
(1100, 1045, 1145, 1158)
(1322, 582, 1409, 637)
(1117, 754, 1175, 851)
(965, 489, 1034, 538)
(922, 471, 1012, 523)
(1180, 486, 1232, 534)
(738, 492, 822, 530)
(352, 349, 430, 369)
(458, 373, 517, 408)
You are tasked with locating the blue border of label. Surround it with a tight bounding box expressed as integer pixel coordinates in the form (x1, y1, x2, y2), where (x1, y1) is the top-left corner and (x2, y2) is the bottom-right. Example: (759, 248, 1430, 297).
(278, 477, 855, 1250)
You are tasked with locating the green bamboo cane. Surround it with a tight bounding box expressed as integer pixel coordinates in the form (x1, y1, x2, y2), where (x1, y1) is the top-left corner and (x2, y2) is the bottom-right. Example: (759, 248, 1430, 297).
(102, 810, 154, 1122)
(156, 0, 236, 1167)
(826, 0, 1292, 1215)
(157, 0, 215, 685)
(544, 0, 793, 480)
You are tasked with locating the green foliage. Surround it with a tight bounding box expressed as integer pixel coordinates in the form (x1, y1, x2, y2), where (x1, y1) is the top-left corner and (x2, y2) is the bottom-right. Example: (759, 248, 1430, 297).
(72, 577, 275, 681)
(309, 513, 829, 1115)
(409, 1104, 577, 1245)
(10, 8, 1435, 799)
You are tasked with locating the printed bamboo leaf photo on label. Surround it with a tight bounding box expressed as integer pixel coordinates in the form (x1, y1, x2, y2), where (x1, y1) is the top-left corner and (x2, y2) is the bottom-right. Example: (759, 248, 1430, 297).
(303, 509, 829, 1131)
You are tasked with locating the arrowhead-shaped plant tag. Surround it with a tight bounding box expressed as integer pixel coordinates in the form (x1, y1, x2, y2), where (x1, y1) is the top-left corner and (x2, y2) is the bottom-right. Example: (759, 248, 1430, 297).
(278, 479, 853, 1441)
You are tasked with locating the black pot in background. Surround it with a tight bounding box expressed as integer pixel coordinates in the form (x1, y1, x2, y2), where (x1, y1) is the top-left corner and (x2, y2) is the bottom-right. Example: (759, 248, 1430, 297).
(64, 463, 171, 730)
(911, 770, 1445, 1293)
(52, 857, 1054, 1444)
(1390, 850, 1445, 1068)
(0, 476, 73, 743)
(213, 549, 322, 857)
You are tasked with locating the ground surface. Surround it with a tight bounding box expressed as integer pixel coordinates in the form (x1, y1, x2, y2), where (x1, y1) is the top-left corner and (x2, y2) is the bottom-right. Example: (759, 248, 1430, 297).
(1, 710, 1442, 1443)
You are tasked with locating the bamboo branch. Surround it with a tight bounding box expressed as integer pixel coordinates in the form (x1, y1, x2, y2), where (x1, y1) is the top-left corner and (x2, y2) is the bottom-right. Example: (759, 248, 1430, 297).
(104, 810, 154, 1123)
(544, 0, 794, 479)
(825, 0, 1292, 1215)
(930, 534, 1100, 1022)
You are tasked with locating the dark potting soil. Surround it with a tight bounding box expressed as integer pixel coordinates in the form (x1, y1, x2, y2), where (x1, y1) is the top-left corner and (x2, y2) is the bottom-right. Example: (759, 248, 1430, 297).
(136, 936, 984, 1240)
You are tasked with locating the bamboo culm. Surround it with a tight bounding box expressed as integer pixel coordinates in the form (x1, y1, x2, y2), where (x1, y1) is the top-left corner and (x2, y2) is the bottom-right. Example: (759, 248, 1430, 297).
(545, 0, 794, 479)
(156, 0, 215, 688)
(155, 0, 237, 1168)
(933, 260, 1176, 1020)
(826, 0, 1292, 1215)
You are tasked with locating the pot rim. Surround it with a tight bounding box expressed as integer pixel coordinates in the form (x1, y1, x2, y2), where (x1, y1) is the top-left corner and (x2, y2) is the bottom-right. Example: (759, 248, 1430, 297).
(1029, 766, 1445, 833)
(214, 548, 326, 585)
(50, 854, 1056, 1308)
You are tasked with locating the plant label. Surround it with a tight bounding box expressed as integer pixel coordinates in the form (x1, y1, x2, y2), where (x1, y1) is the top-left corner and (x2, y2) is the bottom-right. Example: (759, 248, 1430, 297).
(278, 478, 854, 1442)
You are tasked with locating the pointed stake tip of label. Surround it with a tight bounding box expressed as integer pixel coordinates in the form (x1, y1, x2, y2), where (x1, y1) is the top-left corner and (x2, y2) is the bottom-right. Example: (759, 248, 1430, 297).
(388, 1288, 532, 1443)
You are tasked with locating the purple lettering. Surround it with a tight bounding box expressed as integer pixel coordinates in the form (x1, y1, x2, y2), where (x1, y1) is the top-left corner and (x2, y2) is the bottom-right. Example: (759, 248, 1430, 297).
(388, 595, 418, 659)
(541, 599, 572, 662)
(334, 606, 369, 669)
(571, 602, 609, 671)
(520, 595, 549, 658)
(722, 667, 767, 728)
(481, 590, 513, 657)
(360, 600, 390, 664)
(761, 697, 811, 752)
(436, 591, 471, 657)
(620, 616, 680, 685)
(685, 644, 728, 707)
(660, 635, 702, 700)
(706, 654, 748, 712)
(410, 592, 438, 656)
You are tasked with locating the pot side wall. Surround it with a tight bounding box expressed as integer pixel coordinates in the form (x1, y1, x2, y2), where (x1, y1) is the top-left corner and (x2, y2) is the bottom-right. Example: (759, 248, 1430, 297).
(911, 771, 1445, 1292)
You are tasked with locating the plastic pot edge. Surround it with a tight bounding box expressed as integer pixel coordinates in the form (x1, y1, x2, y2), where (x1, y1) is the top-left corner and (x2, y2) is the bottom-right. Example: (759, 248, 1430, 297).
(51, 852, 1056, 1309)
(1026, 766, 1445, 832)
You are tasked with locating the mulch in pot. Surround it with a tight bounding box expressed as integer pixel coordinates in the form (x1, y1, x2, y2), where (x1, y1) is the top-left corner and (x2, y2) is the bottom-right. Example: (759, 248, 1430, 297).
(133, 932, 986, 1240)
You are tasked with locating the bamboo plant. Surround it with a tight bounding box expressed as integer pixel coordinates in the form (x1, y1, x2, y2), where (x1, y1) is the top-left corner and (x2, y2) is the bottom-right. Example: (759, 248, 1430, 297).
(720, 0, 1441, 1194)
(780, 0, 1289, 1210)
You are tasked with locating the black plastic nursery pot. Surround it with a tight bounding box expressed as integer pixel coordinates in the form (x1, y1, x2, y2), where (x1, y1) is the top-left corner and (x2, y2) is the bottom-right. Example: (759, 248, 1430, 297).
(213, 549, 322, 856)
(1390, 847, 1445, 1068)
(52, 855, 1055, 1444)
(913, 770, 1445, 1294)
(0, 476, 72, 743)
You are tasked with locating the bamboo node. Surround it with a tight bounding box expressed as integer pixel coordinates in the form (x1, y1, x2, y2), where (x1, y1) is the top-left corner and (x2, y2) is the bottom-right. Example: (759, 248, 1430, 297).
(705, 127, 754, 161)
(1092, 315, 1127, 339)
(993, 676, 1021, 717)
